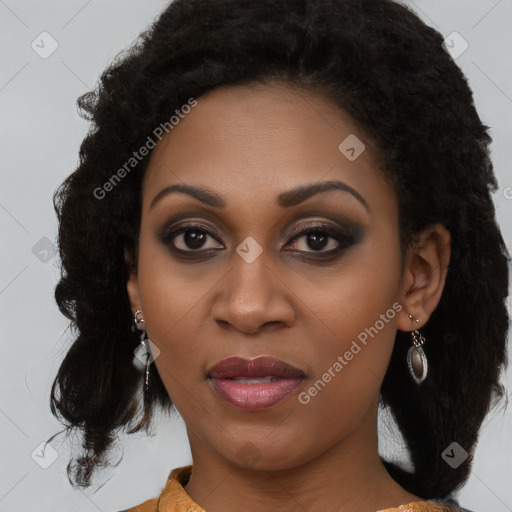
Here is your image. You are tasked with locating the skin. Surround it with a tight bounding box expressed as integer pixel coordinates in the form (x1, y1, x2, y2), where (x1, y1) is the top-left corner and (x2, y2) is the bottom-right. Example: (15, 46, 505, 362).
(126, 82, 451, 512)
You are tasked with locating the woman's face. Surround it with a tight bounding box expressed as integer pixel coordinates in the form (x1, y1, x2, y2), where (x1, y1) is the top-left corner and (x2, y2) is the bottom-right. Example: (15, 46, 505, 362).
(128, 83, 408, 470)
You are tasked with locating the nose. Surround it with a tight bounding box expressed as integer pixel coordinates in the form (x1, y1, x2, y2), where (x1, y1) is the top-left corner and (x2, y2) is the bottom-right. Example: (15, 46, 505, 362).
(211, 252, 295, 334)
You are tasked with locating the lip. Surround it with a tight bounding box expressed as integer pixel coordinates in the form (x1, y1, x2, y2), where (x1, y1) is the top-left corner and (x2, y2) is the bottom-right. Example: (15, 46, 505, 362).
(207, 356, 306, 411)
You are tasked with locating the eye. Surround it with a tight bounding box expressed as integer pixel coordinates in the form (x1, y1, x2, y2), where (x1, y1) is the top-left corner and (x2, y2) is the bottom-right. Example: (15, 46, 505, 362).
(284, 224, 356, 255)
(160, 224, 224, 253)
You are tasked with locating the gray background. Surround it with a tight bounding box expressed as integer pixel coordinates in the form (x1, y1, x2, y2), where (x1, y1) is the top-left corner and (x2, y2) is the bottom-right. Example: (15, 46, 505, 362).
(1, 1, 511, 511)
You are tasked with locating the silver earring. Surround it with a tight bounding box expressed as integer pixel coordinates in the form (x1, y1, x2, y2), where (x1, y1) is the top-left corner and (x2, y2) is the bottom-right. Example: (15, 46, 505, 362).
(133, 309, 151, 391)
(407, 314, 428, 384)
(134, 309, 145, 328)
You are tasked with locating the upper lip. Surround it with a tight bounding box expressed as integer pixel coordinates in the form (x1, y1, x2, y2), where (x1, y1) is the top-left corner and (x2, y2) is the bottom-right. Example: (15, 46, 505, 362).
(207, 356, 306, 379)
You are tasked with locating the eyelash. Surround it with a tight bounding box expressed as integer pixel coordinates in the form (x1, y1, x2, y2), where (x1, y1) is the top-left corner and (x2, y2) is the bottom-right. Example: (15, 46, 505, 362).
(158, 221, 361, 260)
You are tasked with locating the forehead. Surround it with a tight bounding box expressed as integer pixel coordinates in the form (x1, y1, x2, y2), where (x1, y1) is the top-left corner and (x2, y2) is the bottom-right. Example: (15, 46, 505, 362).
(142, 83, 395, 216)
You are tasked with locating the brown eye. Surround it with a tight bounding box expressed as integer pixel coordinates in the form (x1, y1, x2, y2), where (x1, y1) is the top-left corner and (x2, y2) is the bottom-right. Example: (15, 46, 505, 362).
(283, 223, 362, 257)
(287, 230, 340, 252)
(160, 224, 224, 253)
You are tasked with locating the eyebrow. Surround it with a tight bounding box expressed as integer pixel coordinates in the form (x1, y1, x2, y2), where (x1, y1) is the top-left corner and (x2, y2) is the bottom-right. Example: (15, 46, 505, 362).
(149, 180, 368, 211)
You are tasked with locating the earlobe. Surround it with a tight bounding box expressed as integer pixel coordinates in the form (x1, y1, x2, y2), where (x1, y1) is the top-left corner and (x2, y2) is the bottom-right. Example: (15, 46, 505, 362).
(397, 223, 451, 331)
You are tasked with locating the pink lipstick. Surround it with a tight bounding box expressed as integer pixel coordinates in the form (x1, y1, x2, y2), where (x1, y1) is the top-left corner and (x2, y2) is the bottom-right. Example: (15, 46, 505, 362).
(207, 356, 305, 410)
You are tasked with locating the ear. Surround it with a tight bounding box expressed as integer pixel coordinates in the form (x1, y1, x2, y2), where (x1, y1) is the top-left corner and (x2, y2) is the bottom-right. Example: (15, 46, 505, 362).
(396, 223, 451, 331)
(125, 248, 142, 315)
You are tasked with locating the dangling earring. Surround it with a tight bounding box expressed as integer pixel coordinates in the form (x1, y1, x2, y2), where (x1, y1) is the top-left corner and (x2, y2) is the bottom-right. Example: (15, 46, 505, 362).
(406, 313, 428, 384)
(133, 309, 151, 391)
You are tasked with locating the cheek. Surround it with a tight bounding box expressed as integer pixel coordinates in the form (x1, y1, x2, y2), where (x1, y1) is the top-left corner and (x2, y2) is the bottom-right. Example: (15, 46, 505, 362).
(135, 246, 209, 389)
(292, 297, 400, 457)
(136, 228, 223, 344)
(296, 238, 402, 405)
(300, 299, 399, 404)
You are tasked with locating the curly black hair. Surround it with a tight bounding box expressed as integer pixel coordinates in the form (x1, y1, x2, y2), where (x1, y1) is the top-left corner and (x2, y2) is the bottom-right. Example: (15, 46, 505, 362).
(50, 0, 510, 500)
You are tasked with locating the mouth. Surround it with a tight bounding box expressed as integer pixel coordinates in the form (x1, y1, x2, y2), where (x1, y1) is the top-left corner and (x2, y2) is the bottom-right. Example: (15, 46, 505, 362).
(206, 356, 306, 410)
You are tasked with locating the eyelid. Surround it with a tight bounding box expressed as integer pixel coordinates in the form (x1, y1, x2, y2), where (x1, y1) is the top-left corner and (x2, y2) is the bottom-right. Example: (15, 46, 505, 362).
(284, 219, 354, 240)
(160, 217, 225, 244)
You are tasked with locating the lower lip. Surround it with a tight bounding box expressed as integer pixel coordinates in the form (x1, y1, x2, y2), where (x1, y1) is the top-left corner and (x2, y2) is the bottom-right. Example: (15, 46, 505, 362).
(209, 377, 304, 410)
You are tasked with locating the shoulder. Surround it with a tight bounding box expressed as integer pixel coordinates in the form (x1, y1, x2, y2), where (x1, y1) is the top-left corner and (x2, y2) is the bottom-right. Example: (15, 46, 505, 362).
(119, 497, 158, 512)
(119, 465, 195, 512)
(431, 498, 476, 512)
(379, 499, 475, 512)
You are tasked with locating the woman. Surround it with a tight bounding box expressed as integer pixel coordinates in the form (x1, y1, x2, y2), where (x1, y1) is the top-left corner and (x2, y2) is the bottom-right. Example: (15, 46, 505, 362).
(50, 0, 510, 510)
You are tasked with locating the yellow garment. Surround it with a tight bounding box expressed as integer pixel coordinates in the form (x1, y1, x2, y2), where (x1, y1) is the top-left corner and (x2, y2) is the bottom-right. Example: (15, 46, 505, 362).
(123, 465, 464, 512)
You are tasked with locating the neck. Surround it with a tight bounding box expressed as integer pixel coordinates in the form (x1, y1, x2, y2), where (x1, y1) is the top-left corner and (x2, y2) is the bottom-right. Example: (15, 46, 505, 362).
(183, 400, 421, 512)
